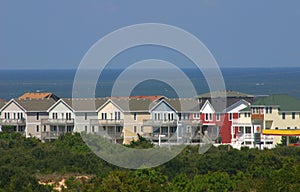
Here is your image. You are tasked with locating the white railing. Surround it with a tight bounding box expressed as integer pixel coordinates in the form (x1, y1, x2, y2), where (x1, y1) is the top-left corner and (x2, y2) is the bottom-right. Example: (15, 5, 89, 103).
(0, 119, 26, 125)
(41, 119, 74, 125)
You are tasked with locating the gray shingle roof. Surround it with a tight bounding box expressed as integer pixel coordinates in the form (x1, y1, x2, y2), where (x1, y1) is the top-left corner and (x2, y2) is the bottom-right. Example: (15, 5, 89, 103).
(15, 98, 57, 112)
(62, 98, 109, 111)
(111, 98, 155, 112)
(164, 98, 200, 112)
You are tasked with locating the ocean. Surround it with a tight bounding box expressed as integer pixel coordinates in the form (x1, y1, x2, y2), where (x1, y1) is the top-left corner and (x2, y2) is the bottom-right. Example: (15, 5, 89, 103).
(0, 67, 300, 100)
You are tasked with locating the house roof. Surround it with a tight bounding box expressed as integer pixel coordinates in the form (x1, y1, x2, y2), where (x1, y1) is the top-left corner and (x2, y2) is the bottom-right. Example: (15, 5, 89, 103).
(198, 90, 254, 99)
(14, 98, 57, 112)
(164, 98, 200, 112)
(197, 97, 240, 113)
(251, 94, 300, 112)
(19, 92, 59, 101)
(62, 98, 109, 112)
(225, 99, 250, 113)
(111, 98, 155, 112)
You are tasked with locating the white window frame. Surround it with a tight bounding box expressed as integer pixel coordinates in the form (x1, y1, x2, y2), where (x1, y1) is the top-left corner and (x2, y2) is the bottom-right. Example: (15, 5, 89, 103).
(216, 113, 220, 121)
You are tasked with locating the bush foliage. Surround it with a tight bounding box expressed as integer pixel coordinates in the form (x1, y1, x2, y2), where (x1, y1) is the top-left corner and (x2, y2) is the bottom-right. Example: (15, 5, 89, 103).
(1, 132, 300, 191)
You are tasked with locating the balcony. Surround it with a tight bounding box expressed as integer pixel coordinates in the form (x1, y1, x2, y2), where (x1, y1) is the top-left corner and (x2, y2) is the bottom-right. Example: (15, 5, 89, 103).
(180, 119, 202, 126)
(41, 119, 74, 125)
(90, 119, 124, 126)
(0, 118, 26, 125)
(143, 120, 178, 127)
(231, 119, 252, 126)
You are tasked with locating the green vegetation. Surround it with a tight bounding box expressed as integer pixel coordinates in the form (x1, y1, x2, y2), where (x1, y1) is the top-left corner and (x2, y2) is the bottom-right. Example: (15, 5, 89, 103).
(1, 132, 300, 191)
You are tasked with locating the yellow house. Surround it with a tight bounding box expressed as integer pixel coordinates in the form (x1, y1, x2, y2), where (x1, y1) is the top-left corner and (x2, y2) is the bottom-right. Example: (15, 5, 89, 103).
(251, 94, 300, 145)
(96, 97, 158, 144)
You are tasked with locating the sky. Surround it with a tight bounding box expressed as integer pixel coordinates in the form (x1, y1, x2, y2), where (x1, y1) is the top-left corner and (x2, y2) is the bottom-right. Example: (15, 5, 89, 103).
(0, 0, 299, 69)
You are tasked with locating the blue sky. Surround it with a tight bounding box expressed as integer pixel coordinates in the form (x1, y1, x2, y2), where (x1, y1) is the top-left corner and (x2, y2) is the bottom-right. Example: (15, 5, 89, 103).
(0, 0, 299, 69)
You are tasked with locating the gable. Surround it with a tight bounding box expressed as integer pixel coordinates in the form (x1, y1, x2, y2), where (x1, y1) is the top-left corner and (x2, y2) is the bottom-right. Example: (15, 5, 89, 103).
(201, 101, 215, 113)
(99, 101, 123, 113)
(49, 101, 73, 113)
(226, 100, 250, 113)
(1, 100, 25, 112)
(152, 101, 176, 112)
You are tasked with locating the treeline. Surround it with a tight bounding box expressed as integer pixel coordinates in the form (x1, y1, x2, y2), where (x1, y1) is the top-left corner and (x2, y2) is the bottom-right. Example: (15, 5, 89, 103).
(1, 132, 300, 191)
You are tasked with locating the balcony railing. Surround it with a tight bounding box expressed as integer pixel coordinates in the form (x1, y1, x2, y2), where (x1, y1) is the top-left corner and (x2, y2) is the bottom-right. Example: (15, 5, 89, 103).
(90, 119, 124, 126)
(41, 119, 74, 125)
(143, 120, 178, 127)
(180, 120, 202, 126)
(235, 133, 274, 142)
(0, 118, 26, 125)
(231, 119, 252, 125)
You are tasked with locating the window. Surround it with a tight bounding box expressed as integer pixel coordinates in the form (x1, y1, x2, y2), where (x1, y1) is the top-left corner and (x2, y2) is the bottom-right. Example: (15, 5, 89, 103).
(205, 113, 213, 121)
(85, 126, 87, 132)
(141, 126, 143, 133)
(205, 113, 209, 121)
(36, 125, 39, 132)
(43, 125, 46, 132)
(252, 107, 259, 114)
(13, 113, 16, 119)
(115, 111, 121, 120)
(116, 126, 121, 132)
(66, 113, 72, 120)
(245, 127, 251, 134)
(275, 127, 278, 130)
(292, 112, 296, 119)
(134, 126, 137, 133)
(171, 113, 174, 120)
(154, 113, 157, 120)
(52, 113, 58, 119)
(282, 113, 286, 120)
(193, 113, 200, 119)
(36, 112, 39, 120)
(266, 107, 272, 114)
(287, 127, 290, 129)
(92, 126, 95, 132)
(133, 113, 137, 121)
(216, 114, 220, 121)
(229, 113, 232, 121)
(61, 113, 64, 119)
(85, 113, 87, 120)
(101, 113, 107, 120)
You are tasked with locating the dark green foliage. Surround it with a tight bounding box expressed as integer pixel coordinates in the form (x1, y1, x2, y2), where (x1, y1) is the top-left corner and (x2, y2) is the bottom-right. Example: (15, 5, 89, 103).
(124, 134, 154, 149)
(1, 132, 300, 191)
(279, 136, 300, 146)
